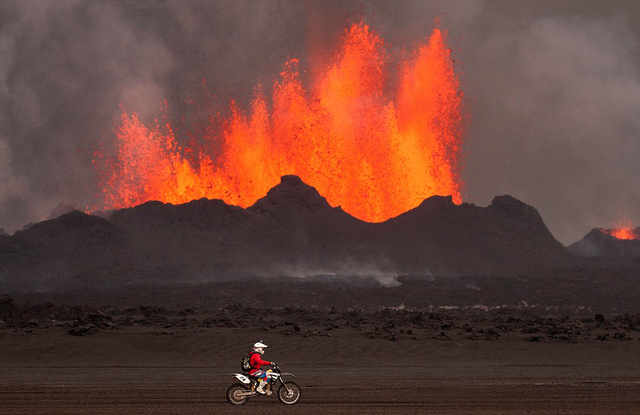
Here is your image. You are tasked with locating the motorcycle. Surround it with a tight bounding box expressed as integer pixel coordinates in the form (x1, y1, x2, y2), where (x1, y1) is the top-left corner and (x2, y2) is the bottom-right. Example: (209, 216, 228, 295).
(226, 365, 301, 405)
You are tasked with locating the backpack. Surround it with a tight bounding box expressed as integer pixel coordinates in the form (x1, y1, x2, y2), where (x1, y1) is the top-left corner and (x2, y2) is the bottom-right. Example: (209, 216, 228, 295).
(241, 352, 253, 372)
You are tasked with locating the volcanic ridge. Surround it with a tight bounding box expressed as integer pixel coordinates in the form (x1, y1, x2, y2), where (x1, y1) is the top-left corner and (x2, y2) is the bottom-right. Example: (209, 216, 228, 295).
(568, 227, 640, 267)
(0, 175, 573, 292)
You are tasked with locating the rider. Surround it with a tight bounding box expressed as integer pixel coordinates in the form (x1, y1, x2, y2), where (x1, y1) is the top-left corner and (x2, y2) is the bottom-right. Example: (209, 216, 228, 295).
(248, 341, 277, 395)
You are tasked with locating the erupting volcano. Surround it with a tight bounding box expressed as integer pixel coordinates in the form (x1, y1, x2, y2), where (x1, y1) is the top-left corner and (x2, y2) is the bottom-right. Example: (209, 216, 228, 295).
(602, 226, 639, 240)
(94, 22, 464, 222)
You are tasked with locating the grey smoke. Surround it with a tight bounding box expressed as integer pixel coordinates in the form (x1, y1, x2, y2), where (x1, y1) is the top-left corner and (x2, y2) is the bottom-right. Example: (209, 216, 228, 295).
(1, 0, 640, 245)
(463, 8, 640, 245)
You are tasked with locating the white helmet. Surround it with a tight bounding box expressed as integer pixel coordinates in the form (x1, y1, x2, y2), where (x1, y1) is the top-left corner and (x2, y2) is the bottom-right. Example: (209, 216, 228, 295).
(252, 341, 268, 355)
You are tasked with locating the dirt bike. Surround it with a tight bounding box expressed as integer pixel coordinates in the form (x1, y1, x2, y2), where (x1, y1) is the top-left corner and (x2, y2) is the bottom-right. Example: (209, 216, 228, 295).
(226, 365, 301, 405)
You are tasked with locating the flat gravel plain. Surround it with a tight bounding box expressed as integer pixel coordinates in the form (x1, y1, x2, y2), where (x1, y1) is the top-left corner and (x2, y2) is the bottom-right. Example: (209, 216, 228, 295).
(1, 325, 639, 414)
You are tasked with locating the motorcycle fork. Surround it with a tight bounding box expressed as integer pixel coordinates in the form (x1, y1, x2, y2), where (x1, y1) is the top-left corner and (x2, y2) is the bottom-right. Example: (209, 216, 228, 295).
(279, 377, 291, 394)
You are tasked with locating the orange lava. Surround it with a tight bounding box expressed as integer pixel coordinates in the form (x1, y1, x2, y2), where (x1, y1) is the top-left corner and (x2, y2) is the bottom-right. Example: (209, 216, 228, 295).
(94, 23, 465, 222)
(603, 226, 639, 240)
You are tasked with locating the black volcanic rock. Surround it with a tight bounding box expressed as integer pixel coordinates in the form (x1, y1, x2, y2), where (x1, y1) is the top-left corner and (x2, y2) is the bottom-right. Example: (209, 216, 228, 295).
(0, 212, 126, 291)
(376, 194, 568, 273)
(489, 195, 551, 231)
(245, 176, 367, 269)
(111, 198, 248, 231)
(0, 176, 572, 291)
(246, 175, 355, 234)
(48, 203, 78, 220)
(249, 175, 335, 216)
(569, 228, 640, 259)
(14, 211, 116, 249)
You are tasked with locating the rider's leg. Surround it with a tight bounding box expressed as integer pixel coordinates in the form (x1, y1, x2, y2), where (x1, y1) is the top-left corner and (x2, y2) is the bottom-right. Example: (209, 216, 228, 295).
(255, 371, 268, 394)
(263, 369, 272, 387)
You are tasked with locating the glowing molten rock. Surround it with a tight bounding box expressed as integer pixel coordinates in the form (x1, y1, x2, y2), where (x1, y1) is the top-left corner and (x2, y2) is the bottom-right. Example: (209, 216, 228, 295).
(94, 23, 464, 222)
(603, 227, 639, 240)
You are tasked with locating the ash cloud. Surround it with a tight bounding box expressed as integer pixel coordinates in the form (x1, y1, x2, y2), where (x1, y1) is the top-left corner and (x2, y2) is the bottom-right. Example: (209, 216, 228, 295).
(462, 5, 640, 244)
(1, 0, 640, 245)
(0, 137, 29, 230)
(0, 0, 175, 231)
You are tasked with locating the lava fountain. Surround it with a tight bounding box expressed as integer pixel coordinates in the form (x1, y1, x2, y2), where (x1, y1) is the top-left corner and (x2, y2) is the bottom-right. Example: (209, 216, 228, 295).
(602, 226, 639, 240)
(94, 22, 465, 222)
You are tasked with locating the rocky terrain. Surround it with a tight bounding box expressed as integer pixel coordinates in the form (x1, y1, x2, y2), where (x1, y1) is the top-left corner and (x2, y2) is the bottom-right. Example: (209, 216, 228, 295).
(3, 290, 639, 343)
(2, 292, 640, 414)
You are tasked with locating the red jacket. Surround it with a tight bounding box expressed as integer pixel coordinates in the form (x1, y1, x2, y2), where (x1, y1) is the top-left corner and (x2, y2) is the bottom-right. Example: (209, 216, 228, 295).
(249, 352, 272, 373)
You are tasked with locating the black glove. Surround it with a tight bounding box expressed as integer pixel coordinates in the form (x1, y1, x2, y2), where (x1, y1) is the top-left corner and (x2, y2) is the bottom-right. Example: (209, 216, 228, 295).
(271, 361, 278, 367)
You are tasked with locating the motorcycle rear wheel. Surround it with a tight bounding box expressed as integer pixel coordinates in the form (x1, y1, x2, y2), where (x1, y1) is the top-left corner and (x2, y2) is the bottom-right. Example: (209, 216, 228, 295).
(277, 381, 301, 405)
(226, 383, 249, 405)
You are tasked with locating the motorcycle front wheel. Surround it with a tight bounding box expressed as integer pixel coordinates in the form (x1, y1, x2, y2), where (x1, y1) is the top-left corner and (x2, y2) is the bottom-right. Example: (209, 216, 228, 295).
(226, 383, 249, 405)
(277, 381, 301, 405)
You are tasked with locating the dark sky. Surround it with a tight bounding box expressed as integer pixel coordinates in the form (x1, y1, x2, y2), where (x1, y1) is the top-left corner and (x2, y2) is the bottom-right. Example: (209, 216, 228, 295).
(1, 0, 640, 244)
